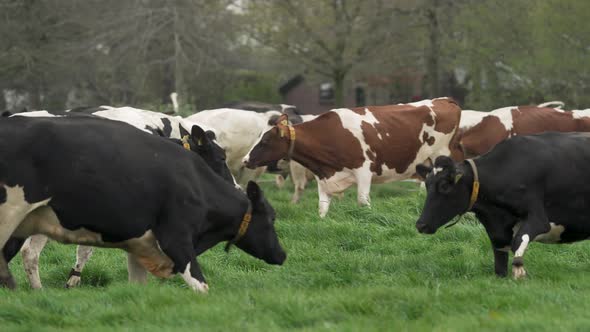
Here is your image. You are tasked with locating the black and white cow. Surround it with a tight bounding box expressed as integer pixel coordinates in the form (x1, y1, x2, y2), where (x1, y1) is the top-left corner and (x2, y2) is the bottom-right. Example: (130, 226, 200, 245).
(415, 132, 590, 279)
(0, 115, 286, 291)
(11, 108, 236, 289)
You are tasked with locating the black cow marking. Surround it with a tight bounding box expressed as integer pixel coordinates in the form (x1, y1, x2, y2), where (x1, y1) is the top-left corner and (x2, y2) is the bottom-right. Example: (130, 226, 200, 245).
(160, 118, 173, 138)
(512, 256, 524, 267)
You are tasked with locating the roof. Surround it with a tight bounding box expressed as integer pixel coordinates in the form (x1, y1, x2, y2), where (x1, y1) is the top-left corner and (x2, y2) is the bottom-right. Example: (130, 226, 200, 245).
(278, 75, 304, 95)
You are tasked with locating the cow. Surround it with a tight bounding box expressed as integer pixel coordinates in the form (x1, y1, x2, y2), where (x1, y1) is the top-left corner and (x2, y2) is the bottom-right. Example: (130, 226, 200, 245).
(453, 104, 589, 160)
(242, 98, 462, 217)
(11, 108, 236, 289)
(415, 132, 590, 279)
(0, 115, 286, 291)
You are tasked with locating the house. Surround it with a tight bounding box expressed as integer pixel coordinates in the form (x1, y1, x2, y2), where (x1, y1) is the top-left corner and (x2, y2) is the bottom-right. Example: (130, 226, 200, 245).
(278, 71, 429, 115)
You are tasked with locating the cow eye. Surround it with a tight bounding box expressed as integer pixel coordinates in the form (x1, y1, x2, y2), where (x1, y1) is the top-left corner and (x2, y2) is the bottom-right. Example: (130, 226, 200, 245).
(438, 181, 452, 194)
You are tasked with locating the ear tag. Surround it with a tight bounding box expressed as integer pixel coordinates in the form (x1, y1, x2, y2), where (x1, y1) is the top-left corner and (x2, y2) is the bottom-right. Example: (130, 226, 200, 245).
(454, 173, 463, 184)
(181, 135, 191, 150)
(280, 119, 288, 126)
(197, 139, 202, 146)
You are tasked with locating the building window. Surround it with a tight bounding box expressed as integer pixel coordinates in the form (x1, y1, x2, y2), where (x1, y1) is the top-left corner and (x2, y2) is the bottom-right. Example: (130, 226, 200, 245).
(319, 82, 334, 104)
(355, 86, 366, 106)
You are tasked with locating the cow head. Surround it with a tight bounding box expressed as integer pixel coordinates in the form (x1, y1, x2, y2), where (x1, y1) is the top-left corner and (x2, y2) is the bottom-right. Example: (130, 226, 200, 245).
(234, 181, 286, 265)
(415, 156, 472, 234)
(242, 114, 292, 169)
(185, 125, 235, 184)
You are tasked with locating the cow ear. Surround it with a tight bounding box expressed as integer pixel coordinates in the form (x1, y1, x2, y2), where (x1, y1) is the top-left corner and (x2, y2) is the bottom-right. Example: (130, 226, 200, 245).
(275, 114, 289, 127)
(190, 125, 211, 146)
(179, 125, 190, 137)
(246, 181, 262, 203)
(416, 164, 432, 179)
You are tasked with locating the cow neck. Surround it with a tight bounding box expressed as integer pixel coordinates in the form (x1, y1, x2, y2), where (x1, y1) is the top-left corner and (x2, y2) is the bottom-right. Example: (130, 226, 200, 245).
(287, 125, 340, 179)
(193, 188, 251, 256)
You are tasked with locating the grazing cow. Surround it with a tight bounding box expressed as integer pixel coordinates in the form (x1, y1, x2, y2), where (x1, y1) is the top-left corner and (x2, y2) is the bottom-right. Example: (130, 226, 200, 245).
(453, 104, 589, 160)
(243, 98, 462, 217)
(11, 109, 236, 289)
(415, 132, 590, 279)
(0, 116, 286, 291)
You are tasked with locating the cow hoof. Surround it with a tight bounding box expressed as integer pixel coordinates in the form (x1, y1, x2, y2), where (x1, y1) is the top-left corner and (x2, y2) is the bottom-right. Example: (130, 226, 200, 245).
(0, 276, 17, 290)
(65, 276, 81, 288)
(194, 281, 209, 294)
(512, 266, 527, 279)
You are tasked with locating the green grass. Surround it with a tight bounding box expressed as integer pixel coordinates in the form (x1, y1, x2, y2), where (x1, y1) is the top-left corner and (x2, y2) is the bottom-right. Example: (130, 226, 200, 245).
(2, 179, 590, 331)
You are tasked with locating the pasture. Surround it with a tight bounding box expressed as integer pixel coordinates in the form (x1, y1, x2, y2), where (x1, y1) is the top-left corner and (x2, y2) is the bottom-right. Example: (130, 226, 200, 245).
(1, 179, 589, 331)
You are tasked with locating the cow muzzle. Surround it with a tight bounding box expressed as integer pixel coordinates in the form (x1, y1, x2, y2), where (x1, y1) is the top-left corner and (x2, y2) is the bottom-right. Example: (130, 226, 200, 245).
(242, 156, 259, 169)
(416, 221, 436, 234)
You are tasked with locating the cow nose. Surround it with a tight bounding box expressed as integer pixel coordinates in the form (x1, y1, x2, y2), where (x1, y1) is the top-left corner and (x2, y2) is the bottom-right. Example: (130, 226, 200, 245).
(416, 222, 429, 234)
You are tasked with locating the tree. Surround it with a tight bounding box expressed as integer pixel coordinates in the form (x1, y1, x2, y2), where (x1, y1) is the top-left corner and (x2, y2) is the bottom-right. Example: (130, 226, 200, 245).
(245, 0, 419, 107)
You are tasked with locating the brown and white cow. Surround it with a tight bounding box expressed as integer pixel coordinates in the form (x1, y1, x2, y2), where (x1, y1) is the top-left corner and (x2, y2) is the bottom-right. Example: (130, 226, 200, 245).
(453, 106, 590, 160)
(242, 98, 461, 217)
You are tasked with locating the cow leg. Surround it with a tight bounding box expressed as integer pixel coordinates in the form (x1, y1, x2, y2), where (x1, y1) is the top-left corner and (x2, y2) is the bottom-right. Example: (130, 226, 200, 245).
(180, 258, 208, 293)
(65, 245, 94, 288)
(3, 237, 25, 263)
(127, 253, 148, 284)
(493, 248, 509, 277)
(290, 162, 307, 204)
(511, 218, 550, 279)
(153, 221, 208, 293)
(21, 235, 48, 289)
(275, 175, 286, 189)
(318, 185, 332, 218)
(356, 172, 372, 207)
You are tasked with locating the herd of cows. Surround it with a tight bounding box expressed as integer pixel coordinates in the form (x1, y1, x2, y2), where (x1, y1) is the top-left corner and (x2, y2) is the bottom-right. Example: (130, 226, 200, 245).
(0, 97, 590, 292)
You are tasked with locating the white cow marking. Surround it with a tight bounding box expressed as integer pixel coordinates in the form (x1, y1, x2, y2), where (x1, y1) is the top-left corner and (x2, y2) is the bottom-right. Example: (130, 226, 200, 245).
(459, 110, 488, 131)
(515, 234, 530, 257)
(11, 111, 62, 118)
(407, 100, 434, 107)
(181, 263, 209, 293)
(571, 109, 590, 119)
(432, 167, 443, 175)
(489, 106, 516, 131)
(534, 222, 565, 243)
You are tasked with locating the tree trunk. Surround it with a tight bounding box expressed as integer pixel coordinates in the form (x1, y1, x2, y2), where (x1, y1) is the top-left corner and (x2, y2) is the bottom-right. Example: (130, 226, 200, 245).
(333, 69, 346, 107)
(173, 5, 185, 110)
(426, 4, 441, 98)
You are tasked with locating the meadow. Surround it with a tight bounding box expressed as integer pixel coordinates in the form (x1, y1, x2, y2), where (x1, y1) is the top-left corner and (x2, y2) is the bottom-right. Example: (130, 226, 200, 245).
(2, 179, 590, 331)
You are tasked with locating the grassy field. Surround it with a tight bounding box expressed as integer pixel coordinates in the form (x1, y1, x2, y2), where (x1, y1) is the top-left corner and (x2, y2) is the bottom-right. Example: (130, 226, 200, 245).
(2, 179, 590, 331)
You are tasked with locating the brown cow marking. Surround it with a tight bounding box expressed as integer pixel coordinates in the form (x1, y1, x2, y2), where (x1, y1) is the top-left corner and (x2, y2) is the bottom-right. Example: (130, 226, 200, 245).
(422, 132, 435, 146)
(432, 99, 460, 134)
(289, 112, 365, 179)
(361, 106, 438, 174)
(459, 106, 590, 159)
(351, 107, 366, 115)
(460, 115, 509, 158)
